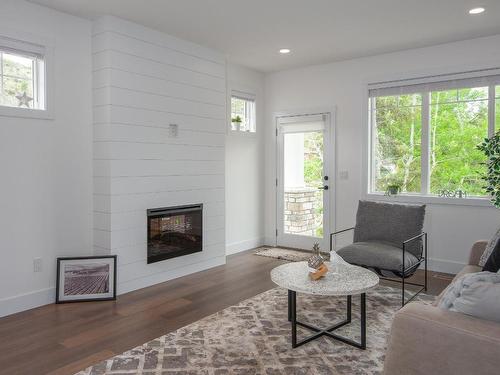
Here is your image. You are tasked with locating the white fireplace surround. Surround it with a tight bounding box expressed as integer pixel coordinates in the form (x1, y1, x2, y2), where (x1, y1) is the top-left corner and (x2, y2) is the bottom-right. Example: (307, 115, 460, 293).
(92, 16, 227, 295)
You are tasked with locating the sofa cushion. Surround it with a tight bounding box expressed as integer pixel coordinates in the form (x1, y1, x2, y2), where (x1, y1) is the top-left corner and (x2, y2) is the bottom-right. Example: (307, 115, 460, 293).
(479, 226, 500, 267)
(353, 200, 426, 258)
(337, 241, 420, 273)
(483, 237, 500, 272)
(437, 271, 500, 323)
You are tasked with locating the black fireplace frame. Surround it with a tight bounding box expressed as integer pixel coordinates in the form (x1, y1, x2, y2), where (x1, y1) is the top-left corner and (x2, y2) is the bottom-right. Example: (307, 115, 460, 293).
(147, 204, 203, 264)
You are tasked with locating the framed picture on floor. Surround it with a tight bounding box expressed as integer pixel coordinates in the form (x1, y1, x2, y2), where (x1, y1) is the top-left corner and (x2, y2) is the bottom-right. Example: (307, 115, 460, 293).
(56, 255, 117, 303)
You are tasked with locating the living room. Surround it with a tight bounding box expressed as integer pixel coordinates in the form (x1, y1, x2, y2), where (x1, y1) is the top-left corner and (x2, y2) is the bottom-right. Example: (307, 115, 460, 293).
(1, 0, 499, 374)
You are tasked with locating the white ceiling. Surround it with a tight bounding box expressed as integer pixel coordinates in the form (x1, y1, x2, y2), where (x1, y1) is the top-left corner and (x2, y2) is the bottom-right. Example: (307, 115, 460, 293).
(29, 0, 500, 72)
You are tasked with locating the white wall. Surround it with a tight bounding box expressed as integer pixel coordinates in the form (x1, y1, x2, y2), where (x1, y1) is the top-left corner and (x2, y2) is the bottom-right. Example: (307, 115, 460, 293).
(92, 16, 227, 294)
(265, 34, 500, 273)
(225, 64, 266, 254)
(0, 0, 92, 316)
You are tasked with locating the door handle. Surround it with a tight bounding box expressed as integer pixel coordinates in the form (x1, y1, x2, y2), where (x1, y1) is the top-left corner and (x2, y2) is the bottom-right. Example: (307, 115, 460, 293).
(318, 185, 329, 190)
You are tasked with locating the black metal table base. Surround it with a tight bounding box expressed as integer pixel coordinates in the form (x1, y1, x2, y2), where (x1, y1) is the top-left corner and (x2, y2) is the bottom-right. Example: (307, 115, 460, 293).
(287, 290, 366, 349)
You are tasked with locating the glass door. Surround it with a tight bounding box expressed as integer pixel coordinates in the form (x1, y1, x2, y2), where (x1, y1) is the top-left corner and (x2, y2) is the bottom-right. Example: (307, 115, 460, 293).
(277, 113, 331, 251)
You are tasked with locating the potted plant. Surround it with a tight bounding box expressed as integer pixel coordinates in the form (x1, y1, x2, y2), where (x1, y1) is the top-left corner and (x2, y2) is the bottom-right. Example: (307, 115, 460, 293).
(477, 131, 500, 207)
(231, 115, 242, 131)
(385, 183, 401, 196)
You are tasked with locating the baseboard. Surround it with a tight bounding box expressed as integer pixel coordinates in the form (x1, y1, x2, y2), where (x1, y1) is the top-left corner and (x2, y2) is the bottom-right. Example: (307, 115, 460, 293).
(263, 237, 277, 247)
(0, 256, 227, 318)
(118, 255, 226, 295)
(226, 237, 265, 255)
(426, 257, 466, 275)
(0, 287, 55, 318)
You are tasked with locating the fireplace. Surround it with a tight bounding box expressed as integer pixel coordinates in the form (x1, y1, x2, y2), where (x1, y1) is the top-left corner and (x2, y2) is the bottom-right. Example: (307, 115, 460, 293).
(147, 204, 203, 264)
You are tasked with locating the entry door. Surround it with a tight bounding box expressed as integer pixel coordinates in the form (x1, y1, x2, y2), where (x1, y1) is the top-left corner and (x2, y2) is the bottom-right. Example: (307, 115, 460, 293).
(276, 113, 332, 251)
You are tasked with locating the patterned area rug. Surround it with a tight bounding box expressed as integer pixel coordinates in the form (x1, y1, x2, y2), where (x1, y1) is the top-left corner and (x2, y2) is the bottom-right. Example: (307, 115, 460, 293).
(254, 247, 331, 262)
(76, 286, 432, 375)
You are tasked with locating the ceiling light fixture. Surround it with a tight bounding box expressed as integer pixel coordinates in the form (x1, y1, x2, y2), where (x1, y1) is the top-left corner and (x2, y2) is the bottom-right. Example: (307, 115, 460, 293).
(279, 48, 291, 54)
(469, 7, 485, 14)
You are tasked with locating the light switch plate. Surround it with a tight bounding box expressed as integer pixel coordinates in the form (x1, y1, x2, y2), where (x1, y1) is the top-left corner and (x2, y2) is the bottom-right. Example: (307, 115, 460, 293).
(168, 123, 178, 137)
(33, 258, 42, 273)
(339, 170, 349, 180)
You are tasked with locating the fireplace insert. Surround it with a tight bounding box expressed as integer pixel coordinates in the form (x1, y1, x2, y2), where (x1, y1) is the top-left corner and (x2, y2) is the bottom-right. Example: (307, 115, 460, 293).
(147, 204, 203, 264)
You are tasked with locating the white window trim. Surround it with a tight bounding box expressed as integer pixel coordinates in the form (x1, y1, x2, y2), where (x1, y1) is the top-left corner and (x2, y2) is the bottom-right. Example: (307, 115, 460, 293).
(363, 67, 500, 207)
(227, 84, 257, 137)
(0, 27, 54, 120)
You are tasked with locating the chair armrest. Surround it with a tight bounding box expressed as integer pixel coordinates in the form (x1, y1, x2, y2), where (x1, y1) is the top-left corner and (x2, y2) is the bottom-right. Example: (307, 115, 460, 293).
(329, 227, 355, 251)
(468, 240, 488, 266)
(401, 232, 427, 276)
(384, 303, 500, 375)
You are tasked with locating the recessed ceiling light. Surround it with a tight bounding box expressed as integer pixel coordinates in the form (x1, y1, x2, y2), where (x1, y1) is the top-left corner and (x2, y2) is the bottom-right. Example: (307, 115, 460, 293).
(279, 48, 291, 54)
(469, 7, 485, 14)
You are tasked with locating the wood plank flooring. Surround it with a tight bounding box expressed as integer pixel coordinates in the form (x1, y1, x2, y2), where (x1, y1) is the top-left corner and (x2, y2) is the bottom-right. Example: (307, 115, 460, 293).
(0, 249, 453, 375)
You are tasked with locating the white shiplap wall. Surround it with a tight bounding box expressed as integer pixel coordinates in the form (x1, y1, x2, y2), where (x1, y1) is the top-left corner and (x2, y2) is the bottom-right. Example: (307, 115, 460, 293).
(92, 16, 226, 294)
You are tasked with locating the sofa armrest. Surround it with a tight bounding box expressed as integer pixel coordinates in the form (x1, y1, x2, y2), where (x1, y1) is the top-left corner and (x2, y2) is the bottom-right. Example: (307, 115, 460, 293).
(384, 303, 500, 375)
(468, 240, 488, 266)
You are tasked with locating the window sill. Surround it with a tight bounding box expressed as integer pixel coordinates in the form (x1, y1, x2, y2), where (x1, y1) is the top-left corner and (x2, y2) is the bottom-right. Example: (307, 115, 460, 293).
(0, 106, 53, 120)
(365, 192, 493, 207)
(228, 129, 257, 137)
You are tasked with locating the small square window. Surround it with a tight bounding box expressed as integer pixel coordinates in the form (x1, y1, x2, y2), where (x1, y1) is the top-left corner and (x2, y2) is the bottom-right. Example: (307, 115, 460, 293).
(0, 49, 45, 111)
(231, 93, 256, 133)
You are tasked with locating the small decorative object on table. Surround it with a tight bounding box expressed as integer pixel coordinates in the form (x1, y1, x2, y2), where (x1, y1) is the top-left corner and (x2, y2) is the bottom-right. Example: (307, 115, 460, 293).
(308, 243, 328, 280)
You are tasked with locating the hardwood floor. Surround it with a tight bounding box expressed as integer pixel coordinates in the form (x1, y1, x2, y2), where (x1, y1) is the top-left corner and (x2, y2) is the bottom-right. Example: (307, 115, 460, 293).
(0, 249, 454, 375)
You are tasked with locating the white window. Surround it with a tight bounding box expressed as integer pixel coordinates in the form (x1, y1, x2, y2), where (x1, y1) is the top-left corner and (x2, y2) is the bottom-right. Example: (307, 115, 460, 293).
(368, 72, 500, 199)
(231, 91, 256, 133)
(0, 37, 46, 111)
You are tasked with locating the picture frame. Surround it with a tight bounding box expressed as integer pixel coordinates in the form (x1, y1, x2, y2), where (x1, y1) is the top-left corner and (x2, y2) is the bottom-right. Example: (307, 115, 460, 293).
(56, 255, 117, 303)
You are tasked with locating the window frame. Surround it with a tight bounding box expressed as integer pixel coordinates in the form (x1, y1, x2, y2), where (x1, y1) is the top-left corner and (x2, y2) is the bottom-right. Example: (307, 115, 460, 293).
(366, 72, 500, 206)
(0, 30, 53, 120)
(229, 89, 257, 135)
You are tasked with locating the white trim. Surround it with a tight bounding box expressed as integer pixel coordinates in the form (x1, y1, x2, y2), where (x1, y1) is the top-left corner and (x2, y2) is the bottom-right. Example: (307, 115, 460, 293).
(366, 193, 492, 207)
(274, 107, 336, 250)
(362, 87, 371, 197)
(488, 85, 496, 137)
(231, 89, 256, 101)
(0, 287, 54, 318)
(226, 237, 265, 255)
(368, 69, 500, 97)
(427, 257, 466, 275)
(363, 60, 500, 91)
(421, 93, 431, 194)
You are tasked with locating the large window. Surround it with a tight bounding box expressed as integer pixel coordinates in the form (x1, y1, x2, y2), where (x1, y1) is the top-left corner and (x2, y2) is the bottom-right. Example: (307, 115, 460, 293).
(230, 91, 256, 133)
(369, 74, 500, 199)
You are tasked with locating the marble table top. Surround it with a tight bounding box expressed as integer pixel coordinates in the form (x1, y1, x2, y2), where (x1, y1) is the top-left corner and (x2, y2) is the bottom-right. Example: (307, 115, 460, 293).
(270, 260, 379, 296)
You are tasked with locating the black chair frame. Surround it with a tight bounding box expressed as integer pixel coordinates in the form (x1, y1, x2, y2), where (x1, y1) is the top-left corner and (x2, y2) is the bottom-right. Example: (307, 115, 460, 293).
(330, 228, 428, 306)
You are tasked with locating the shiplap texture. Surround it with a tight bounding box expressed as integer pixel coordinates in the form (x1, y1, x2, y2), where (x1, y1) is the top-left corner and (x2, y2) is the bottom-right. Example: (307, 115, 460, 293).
(92, 16, 226, 294)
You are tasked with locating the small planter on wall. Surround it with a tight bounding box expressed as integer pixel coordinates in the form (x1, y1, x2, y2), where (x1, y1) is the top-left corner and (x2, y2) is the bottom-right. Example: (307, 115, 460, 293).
(232, 122, 241, 131)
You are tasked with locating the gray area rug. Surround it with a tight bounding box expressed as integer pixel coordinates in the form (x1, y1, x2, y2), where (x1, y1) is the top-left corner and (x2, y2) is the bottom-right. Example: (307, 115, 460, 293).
(76, 286, 432, 375)
(255, 247, 331, 262)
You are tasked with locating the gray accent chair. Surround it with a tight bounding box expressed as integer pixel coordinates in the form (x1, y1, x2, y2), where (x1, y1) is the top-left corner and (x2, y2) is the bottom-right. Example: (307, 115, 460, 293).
(330, 200, 427, 306)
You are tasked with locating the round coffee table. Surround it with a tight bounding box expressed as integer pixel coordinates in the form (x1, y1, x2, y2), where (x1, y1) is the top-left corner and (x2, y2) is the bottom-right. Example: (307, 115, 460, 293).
(270, 260, 379, 349)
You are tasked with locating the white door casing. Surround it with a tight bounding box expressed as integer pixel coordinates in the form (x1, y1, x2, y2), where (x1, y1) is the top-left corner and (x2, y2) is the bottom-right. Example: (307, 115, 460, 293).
(275, 109, 335, 251)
